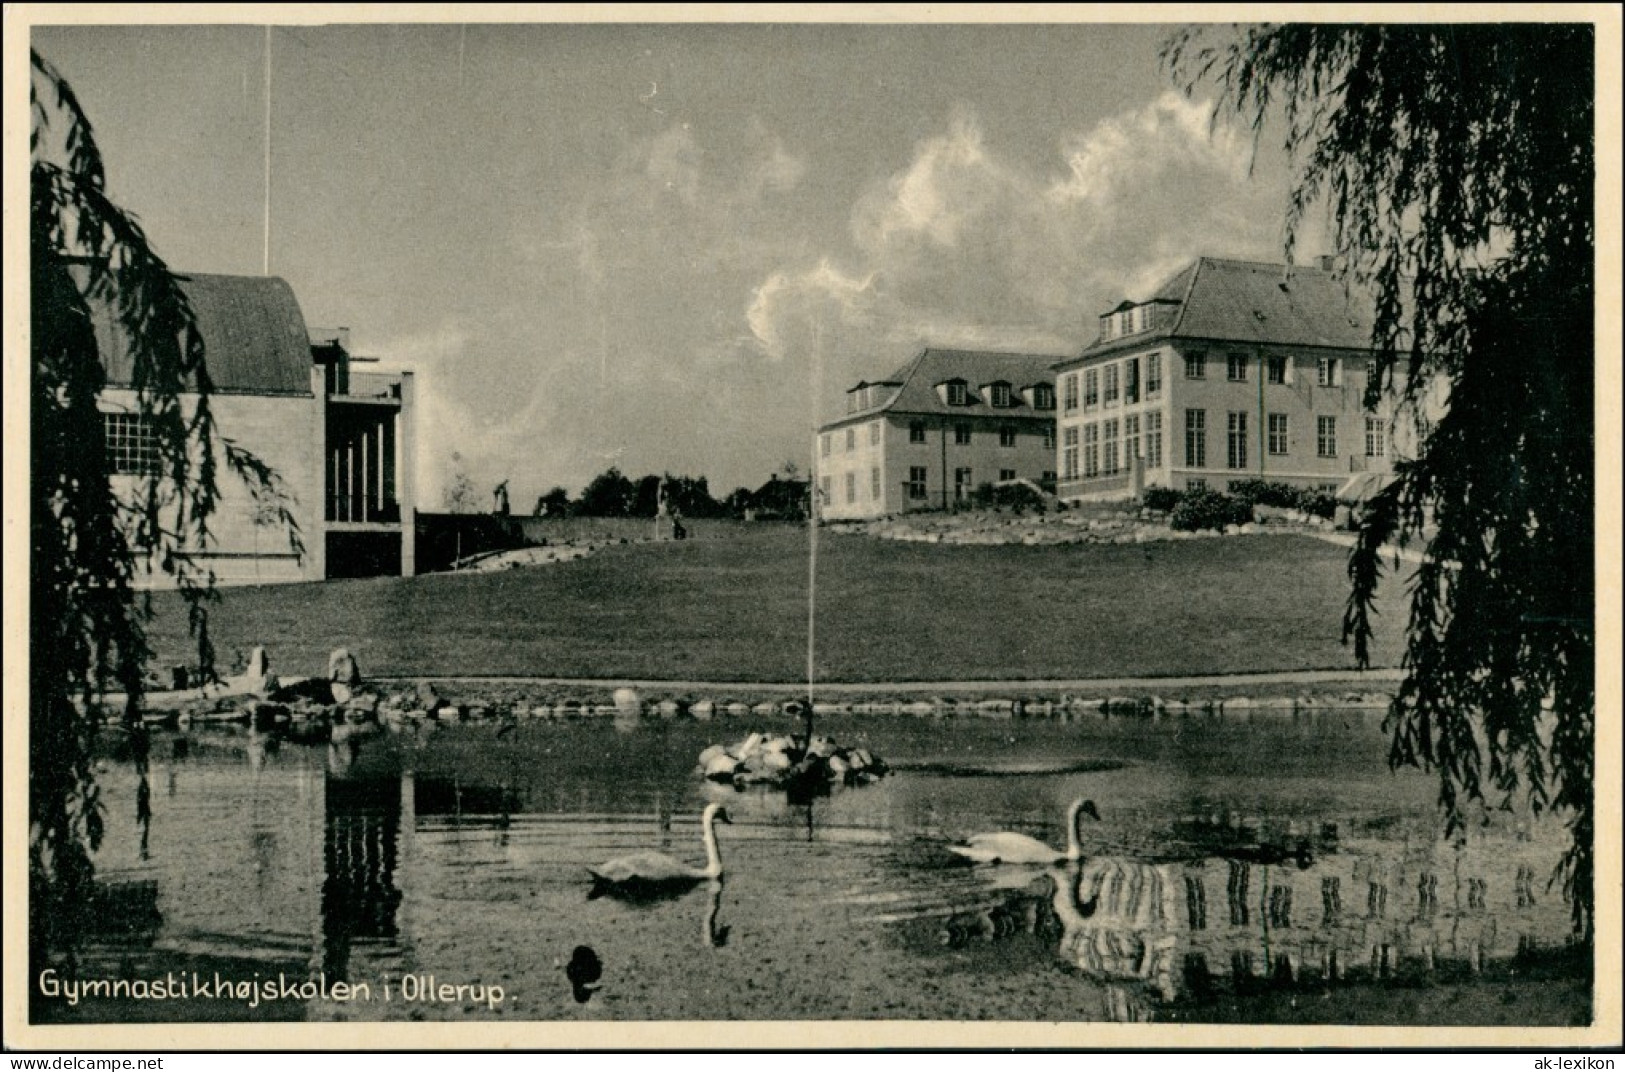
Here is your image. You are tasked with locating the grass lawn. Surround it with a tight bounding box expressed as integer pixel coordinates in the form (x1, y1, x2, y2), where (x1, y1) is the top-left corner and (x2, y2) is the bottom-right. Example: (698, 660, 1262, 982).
(143, 529, 1409, 682)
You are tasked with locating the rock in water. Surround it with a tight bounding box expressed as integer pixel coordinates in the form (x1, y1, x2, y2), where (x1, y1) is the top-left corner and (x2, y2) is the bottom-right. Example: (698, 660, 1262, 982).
(328, 648, 362, 687)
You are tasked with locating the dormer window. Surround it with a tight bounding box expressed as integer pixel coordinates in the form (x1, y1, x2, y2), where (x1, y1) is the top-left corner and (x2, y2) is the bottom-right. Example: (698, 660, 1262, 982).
(938, 379, 970, 406)
(988, 382, 1012, 408)
(1031, 383, 1055, 410)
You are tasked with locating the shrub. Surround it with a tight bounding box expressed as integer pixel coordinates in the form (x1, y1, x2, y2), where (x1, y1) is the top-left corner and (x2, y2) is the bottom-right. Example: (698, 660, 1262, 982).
(1170, 490, 1253, 532)
(1141, 486, 1183, 513)
(970, 481, 1049, 513)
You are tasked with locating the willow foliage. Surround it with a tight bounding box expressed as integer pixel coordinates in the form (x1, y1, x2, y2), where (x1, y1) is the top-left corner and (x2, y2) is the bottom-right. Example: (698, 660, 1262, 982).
(1167, 25, 1595, 933)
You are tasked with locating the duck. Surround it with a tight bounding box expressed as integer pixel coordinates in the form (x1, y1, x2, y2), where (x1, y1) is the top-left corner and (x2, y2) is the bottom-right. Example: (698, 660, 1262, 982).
(588, 802, 732, 899)
(948, 797, 1100, 866)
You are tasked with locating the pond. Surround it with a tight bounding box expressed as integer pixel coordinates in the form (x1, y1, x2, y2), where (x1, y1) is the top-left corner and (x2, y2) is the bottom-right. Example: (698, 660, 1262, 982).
(35, 708, 1587, 1026)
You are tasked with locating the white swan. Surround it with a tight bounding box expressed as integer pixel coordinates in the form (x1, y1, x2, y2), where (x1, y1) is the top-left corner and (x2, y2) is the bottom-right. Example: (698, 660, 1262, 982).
(589, 802, 732, 897)
(948, 798, 1100, 866)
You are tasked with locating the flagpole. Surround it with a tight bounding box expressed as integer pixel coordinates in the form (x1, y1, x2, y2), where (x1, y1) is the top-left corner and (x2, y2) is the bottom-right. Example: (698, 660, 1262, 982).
(806, 319, 821, 723)
(263, 25, 272, 277)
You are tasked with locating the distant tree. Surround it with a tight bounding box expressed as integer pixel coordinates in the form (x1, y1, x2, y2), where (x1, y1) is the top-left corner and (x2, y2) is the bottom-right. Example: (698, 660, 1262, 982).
(534, 486, 573, 517)
(1167, 24, 1595, 933)
(441, 451, 477, 514)
(577, 467, 637, 517)
(30, 50, 298, 962)
(725, 487, 754, 518)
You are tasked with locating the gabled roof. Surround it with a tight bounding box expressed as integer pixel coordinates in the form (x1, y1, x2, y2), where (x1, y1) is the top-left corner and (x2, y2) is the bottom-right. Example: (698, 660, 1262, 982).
(93, 273, 315, 395)
(1067, 257, 1376, 367)
(825, 347, 1063, 428)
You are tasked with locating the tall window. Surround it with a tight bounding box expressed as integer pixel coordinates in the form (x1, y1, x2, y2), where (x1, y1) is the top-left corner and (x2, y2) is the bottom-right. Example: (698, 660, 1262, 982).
(103, 412, 157, 474)
(1365, 416, 1387, 458)
(1083, 424, 1099, 477)
(1043, 425, 1056, 449)
(1184, 409, 1206, 467)
(1146, 353, 1162, 396)
(1267, 355, 1288, 385)
(820, 433, 831, 458)
(845, 427, 856, 451)
(1227, 353, 1249, 382)
(1317, 415, 1338, 457)
(871, 466, 881, 499)
(990, 383, 1012, 407)
(1084, 369, 1099, 409)
(909, 421, 927, 444)
(1185, 351, 1206, 379)
(844, 472, 856, 503)
(1145, 411, 1163, 468)
(1227, 412, 1248, 469)
(1063, 373, 1080, 413)
(954, 424, 972, 445)
(1317, 357, 1340, 387)
(953, 467, 973, 500)
(1103, 365, 1120, 406)
(907, 466, 928, 499)
(1103, 418, 1120, 475)
(999, 427, 1018, 448)
(869, 422, 881, 446)
(1063, 426, 1080, 480)
(1125, 357, 1140, 404)
(1124, 414, 1140, 468)
(1268, 413, 1289, 456)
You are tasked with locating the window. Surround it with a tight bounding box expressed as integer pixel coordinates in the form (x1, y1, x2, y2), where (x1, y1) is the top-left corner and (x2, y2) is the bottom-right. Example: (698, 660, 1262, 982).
(1146, 353, 1162, 396)
(1033, 384, 1055, 410)
(103, 412, 158, 474)
(1267, 355, 1288, 385)
(820, 434, 831, 458)
(1063, 373, 1080, 413)
(953, 467, 974, 501)
(1268, 413, 1289, 456)
(1365, 416, 1387, 458)
(1227, 412, 1248, 469)
(1103, 418, 1120, 476)
(1186, 478, 1207, 491)
(1042, 470, 1057, 486)
(1063, 426, 1081, 480)
(1317, 357, 1340, 387)
(871, 467, 881, 499)
(1124, 415, 1140, 468)
(999, 427, 1017, 448)
(1043, 425, 1056, 449)
(1103, 364, 1120, 406)
(945, 381, 968, 405)
(1185, 351, 1206, 379)
(990, 382, 1012, 408)
(1185, 409, 1206, 468)
(1227, 353, 1249, 382)
(999, 468, 1017, 482)
(1134, 304, 1152, 333)
(1084, 369, 1099, 409)
(954, 424, 972, 445)
(909, 422, 927, 444)
(1083, 424, 1099, 478)
(1125, 357, 1141, 405)
(869, 422, 881, 446)
(1317, 415, 1338, 457)
(1145, 411, 1163, 468)
(845, 472, 856, 503)
(845, 427, 856, 451)
(907, 467, 928, 500)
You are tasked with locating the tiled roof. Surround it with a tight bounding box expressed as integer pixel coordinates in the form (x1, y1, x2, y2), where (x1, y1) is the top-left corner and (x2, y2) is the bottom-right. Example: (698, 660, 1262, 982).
(93, 273, 314, 395)
(1071, 257, 1376, 365)
(828, 347, 1063, 426)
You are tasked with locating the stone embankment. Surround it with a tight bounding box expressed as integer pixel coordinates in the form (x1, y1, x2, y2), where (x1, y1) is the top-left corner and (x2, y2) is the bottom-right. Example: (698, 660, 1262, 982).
(835, 503, 1336, 547)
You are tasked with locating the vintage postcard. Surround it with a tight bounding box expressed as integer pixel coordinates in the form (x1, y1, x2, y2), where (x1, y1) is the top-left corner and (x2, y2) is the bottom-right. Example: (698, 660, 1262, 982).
(5, 4, 1620, 1052)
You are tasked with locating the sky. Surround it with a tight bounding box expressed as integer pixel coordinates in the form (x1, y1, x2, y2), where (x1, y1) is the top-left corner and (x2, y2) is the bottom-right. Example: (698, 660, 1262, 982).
(29, 15, 1320, 510)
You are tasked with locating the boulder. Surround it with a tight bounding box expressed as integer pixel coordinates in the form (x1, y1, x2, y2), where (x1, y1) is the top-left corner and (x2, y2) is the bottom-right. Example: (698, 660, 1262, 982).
(328, 648, 362, 687)
(246, 646, 271, 679)
(612, 687, 641, 714)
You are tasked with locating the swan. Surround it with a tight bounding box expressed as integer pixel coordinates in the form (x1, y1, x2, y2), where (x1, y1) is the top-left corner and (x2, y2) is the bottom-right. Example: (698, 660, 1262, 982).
(588, 802, 732, 898)
(948, 797, 1100, 866)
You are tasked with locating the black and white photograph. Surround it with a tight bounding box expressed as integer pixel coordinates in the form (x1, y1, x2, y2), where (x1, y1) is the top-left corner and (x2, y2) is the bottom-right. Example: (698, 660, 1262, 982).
(6, 4, 1619, 1052)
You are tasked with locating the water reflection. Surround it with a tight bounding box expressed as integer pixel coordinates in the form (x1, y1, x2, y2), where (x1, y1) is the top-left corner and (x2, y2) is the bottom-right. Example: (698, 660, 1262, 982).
(321, 770, 403, 979)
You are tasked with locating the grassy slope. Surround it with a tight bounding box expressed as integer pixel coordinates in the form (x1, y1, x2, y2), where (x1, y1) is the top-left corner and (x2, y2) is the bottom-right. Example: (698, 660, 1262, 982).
(145, 530, 1408, 682)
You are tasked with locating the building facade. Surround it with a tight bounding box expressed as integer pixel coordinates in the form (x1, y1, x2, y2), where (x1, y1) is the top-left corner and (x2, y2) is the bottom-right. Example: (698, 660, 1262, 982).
(1052, 257, 1398, 503)
(93, 272, 415, 586)
(815, 348, 1062, 521)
